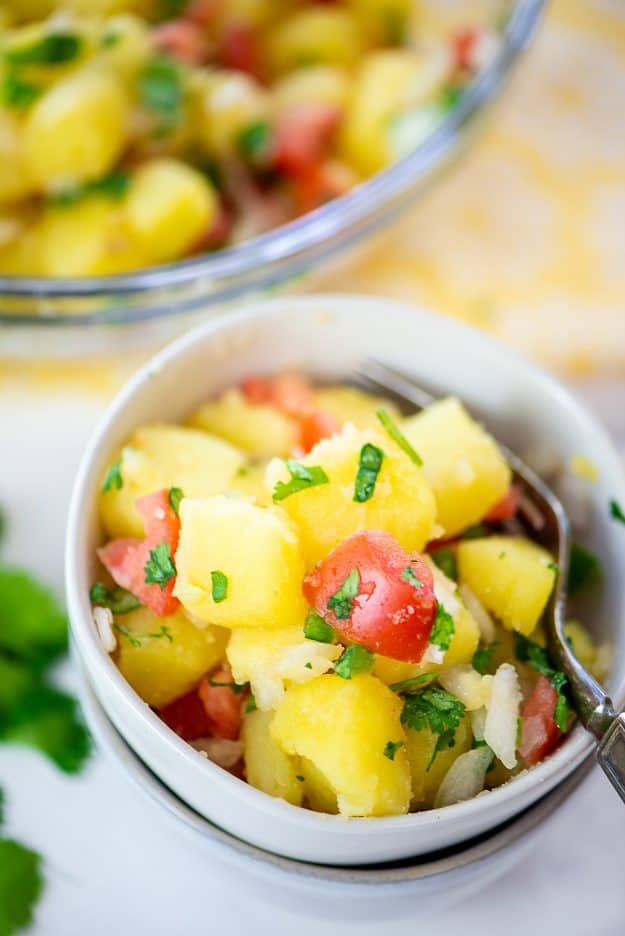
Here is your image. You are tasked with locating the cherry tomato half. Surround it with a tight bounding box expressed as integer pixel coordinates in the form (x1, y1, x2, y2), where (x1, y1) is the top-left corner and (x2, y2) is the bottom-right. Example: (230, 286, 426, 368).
(303, 530, 437, 662)
(518, 674, 561, 765)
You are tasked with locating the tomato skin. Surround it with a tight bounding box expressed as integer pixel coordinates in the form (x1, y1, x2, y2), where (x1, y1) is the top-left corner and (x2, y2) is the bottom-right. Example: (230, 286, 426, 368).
(241, 372, 313, 416)
(198, 664, 245, 740)
(485, 484, 522, 523)
(159, 688, 210, 741)
(98, 489, 180, 617)
(152, 20, 210, 65)
(299, 408, 341, 452)
(452, 27, 479, 71)
(519, 675, 561, 765)
(218, 22, 260, 77)
(241, 374, 274, 405)
(274, 104, 342, 178)
(303, 531, 437, 662)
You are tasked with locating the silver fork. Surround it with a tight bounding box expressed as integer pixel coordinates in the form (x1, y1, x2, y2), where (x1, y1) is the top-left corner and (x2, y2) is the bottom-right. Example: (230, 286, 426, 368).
(356, 359, 625, 803)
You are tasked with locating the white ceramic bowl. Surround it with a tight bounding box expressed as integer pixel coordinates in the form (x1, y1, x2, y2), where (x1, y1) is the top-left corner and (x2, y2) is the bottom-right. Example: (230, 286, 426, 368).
(66, 295, 625, 866)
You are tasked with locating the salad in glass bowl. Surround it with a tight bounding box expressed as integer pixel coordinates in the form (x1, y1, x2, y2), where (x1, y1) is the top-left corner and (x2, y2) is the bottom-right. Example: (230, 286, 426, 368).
(88, 371, 607, 818)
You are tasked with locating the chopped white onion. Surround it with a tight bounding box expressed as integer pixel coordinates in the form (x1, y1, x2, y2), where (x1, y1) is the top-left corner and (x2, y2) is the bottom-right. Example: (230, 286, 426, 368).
(249, 641, 341, 712)
(471, 707, 488, 742)
(430, 563, 461, 617)
(434, 747, 494, 808)
(439, 665, 493, 711)
(484, 663, 522, 769)
(458, 584, 496, 643)
(92, 606, 116, 653)
(192, 738, 243, 769)
(421, 643, 445, 665)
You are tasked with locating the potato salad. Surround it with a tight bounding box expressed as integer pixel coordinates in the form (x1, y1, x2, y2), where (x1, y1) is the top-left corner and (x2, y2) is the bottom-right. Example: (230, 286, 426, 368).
(0, 1, 496, 276)
(90, 373, 606, 817)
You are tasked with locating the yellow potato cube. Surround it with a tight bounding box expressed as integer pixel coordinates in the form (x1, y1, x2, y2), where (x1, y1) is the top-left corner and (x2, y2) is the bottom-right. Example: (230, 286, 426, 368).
(23, 68, 128, 189)
(457, 536, 557, 636)
(271, 65, 351, 115)
(100, 423, 245, 539)
(226, 462, 272, 505)
(405, 715, 472, 808)
(174, 496, 307, 630)
(188, 389, 297, 459)
(402, 397, 511, 537)
(113, 606, 228, 709)
(242, 709, 303, 806)
(0, 110, 32, 206)
(311, 385, 400, 432)
(124, 159, 218, 265)
(96, 14, 151, 78)
(265, 423, 437, 568)
(194, 71, 269, 154)
(265, 7, 365, 75)
(270, 674, 411, 817)
(300, 756, 338, 813)
(346, 0, 413, 44)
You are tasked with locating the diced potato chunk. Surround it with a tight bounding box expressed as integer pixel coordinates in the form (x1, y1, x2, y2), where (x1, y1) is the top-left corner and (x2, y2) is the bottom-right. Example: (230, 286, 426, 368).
(270, 674, 411, 817)
(188, 389, 297, 459)
(300, 756, 338, 813)
(271, 65, 351, 115)
(99, 423, 245, 539)
(174, 496, 307, 631)
(402, 397, 511, 537)
(457, 536, 556, 636)
(227, 625, 341, 711)
(405, 715, 472, 808)
(311, 385, 400, 432)
(113, 606, 228, 709)
(226, 463, 272, 505)
(242, 709, 303, 806)
(265, 7, 365, 75)
(266, 423, 437, 568)
(346, 0, 412, 43)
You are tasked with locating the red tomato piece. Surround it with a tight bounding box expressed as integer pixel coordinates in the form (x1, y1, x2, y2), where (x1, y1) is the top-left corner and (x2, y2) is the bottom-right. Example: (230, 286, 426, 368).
(98, 489, 180, 617)
(452, 27, 479, 71)
(299, 408, 341, 452)
(290, 159, 354, 215)
(241, 374, 274, 405)
(152, 20, 210, 65)
(218, 22, 260, 77)
(198, 664, 246, 741)
(271, 372, 313, 416)
(184, 0, 220, 27)
(274, 104, 342, 178)
(303, 531, 437, 662)
(193, 203, 233, 252)
(159, 688, 210, 741)
(519, 675, 561, 765)
(485, 484, 522, 523)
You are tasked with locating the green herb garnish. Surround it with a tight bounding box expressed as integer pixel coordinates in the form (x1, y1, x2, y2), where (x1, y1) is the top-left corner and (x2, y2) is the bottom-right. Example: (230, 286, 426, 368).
(238, 120, 271, 160)
(401, 564, 423, 589)
(514, 633, 570, 732)
(327, 568, 360, 620)
(304, 611, 335, 644)
(376, 408, 423, 466)
(547, 561, 560, 574)
(460, 523, 489, 540)
(5, 32, 82, 66)
(472, 643, 496, 675)
(568, 543, 602, 595)
(383, 740, 405, 761)
(168, 486, 184, 516)
(272, 459, 329, 502)
(2, 72, 42, 109)
(430, 547, 458, 581)
(429, 603, 455, 652)
(295, 774, 305, 782)
(401, 687, 466, 770)
(51, 171, 130, 208)
(389, 672, 437, 694)
(144, 541, 176, 589)
(353, 443, 384, 503)
(334, 643, 374, 679)
(102, 459, 123, 493)
(207, 678, 248, 694)
(210, 570, 228, 603)
(138, 56, 184, 130)
(245, 693, 257, 713)
(610, 499, 625, 525)
(89, 583, 141, 615)
(114, 623, 173, 649)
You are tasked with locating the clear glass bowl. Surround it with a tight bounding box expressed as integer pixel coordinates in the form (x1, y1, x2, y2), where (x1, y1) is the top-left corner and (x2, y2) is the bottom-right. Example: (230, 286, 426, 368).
(0, 0, 545, 357)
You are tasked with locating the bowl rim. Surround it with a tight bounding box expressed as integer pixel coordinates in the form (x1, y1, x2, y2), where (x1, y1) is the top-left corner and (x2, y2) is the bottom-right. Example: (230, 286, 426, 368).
(65, 293, 625, 846)
(0, 0, 545, 324)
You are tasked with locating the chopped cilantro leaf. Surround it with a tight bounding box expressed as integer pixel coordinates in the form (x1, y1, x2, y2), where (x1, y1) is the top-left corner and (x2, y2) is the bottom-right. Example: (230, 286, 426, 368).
(2, 72, 42, 109)
(144, 541, 176, 589)
(6, 32, 82, 65)
(138, 56, 183, 130)
(0, 569, 67, 666)
(389, 672, 437, 694)
(430, 547, 457, 581)
(376, 408, 423, 466)
(460, 523, 488, 540)
(168, 486, 184, 516)
(0, 839, 44, 936)
(547, 561, 560, 574)
(327, 568, 360, 620)
(51, 172, 130, 208)
(334, 643, 374, 679)
(514, 633, 570, 731)
(272, 459, 329, 502)
(102, 459, 123, 493)
(568, 543, 602, 595)
(383, 740, 405, 761)
(610, 499, 625, 525)
(353, 443, 384, 503)
(472, 643, 496, 675)
(296, 774, 305, 782)
(238, 120, 272, 160)
(439, 84, 464, 112)
(210, 570, 228, 603)
(89, 583, 141, 615)
(207, 678, 248, 694)
(99, 29, 121, 48)
(245, 693, 257, 713)
(304, 611, 335, 644)
(401, 687, 465, 770)
(430, 603, 455, 652)
(554, 693, 570, 733)
(401, 564, 423, 589)
(113, 623, 172, 648)
(304, 662, 312, 670)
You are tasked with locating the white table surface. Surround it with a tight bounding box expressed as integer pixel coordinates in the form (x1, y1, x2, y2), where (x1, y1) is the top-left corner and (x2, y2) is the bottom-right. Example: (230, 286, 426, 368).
(2, 378, 625, 936)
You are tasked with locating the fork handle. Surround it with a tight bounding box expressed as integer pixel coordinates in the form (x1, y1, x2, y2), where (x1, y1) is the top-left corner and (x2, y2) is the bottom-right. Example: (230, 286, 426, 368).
(597, 713, 625, 804)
